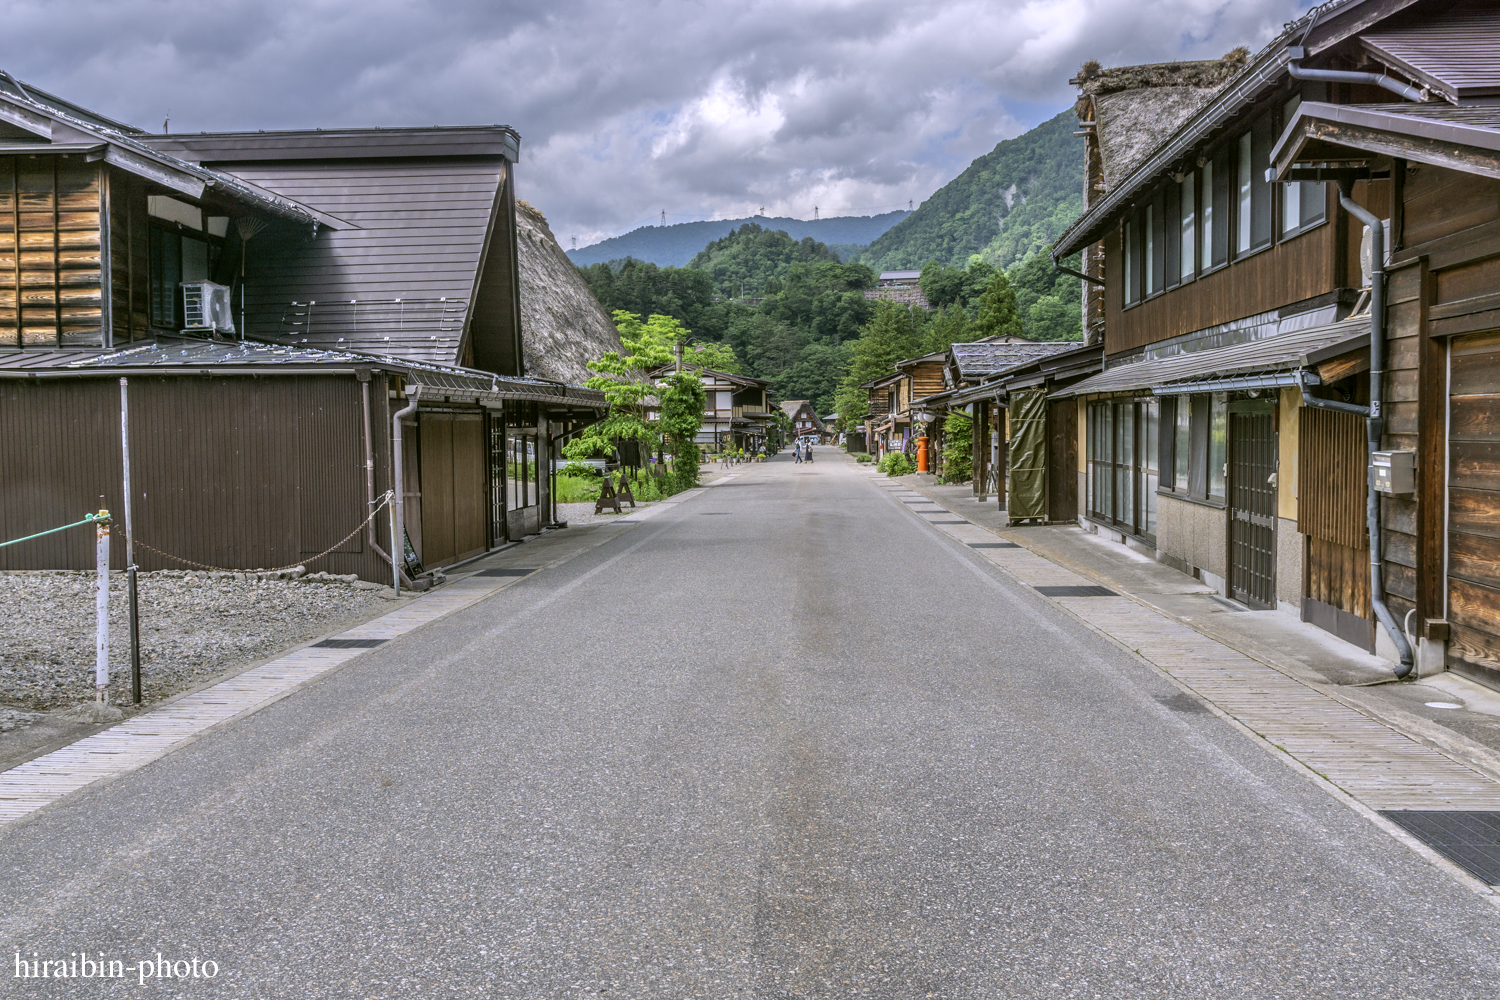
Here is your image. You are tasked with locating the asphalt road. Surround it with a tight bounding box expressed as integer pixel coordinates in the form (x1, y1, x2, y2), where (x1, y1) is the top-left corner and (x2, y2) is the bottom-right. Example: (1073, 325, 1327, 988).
(3, 448, 1500, 998)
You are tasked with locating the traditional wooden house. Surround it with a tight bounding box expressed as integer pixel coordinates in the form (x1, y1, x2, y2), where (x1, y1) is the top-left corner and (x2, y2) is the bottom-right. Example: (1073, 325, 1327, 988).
(947, 342, 1099, 513)
(780, 400, 825, 442)
(864, 370, 910, 458)
(0, 73, 606, 584)
(1049, 0, 1500, 684)
(646, 363, 774, 455)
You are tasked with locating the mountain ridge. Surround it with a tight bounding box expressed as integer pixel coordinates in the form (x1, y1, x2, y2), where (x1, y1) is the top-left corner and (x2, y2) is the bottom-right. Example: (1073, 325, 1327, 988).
(566, 211, 910, 268)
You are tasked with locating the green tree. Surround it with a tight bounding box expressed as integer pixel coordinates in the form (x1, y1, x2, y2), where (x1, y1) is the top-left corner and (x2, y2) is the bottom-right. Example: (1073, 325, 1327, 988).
(1026, 295, 1082, 341)
(657, 369, 707, 490)
(940, 410, 972, 483)
(688, 222, 842, 297)
(974, 270, 1023, 340)
(920, 306, 972, 355)
(832, 301, 927, 430)
(685, 340, 743, 373)
(563, 311, 682, 462)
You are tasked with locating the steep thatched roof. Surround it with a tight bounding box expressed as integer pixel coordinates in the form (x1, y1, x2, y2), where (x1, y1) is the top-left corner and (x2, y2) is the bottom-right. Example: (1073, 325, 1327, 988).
(516, 200, 623, 385)
(1074, 49, 1249, 189)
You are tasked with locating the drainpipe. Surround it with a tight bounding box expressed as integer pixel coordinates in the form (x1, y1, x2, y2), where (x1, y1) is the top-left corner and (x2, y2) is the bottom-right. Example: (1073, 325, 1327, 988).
(1296, 372, 1369, 417)
(361, 371, 412, 594)
(391, 384, 422, 598)
(1336, 181, 1413, 679)
(1287, 47, 1428, 103)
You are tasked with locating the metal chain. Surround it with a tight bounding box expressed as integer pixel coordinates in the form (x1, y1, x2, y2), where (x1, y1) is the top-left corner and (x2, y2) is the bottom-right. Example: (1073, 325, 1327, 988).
(135, 492, 392, 575)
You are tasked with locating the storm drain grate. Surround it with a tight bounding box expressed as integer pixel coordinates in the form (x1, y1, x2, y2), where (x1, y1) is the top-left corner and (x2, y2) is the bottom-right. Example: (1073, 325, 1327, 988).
(968, 542, 1018, 549)
(926, 519, 970, 525)
(475, 568, 537, 577)
(311, 638, 388, 649)
(1035, 585, 1117, 598)
(1380, 811, 1500, 884)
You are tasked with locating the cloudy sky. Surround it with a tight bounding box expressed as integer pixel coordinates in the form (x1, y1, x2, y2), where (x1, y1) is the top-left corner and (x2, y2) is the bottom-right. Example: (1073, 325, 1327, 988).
(5, 0, 1312, 246)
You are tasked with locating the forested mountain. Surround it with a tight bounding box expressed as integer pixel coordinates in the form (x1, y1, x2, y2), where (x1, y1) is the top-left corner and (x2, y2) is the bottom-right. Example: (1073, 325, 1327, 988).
(688, 223, 843, 296)
(567, 211, 908, 267)
(577, 227, 876, 415)
(858, 110, 1083, 272)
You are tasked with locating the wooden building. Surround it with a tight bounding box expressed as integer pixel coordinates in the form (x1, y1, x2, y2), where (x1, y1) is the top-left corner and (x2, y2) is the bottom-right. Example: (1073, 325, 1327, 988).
(1050, 0, 1500, 684)
(0, 73, 605, 583)
(780, 400, 826, 442)
(647, 363, 774, 455)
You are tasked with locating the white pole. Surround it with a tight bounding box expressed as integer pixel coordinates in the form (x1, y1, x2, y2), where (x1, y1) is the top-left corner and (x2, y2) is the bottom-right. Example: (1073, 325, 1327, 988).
(95, 511, 110, 705)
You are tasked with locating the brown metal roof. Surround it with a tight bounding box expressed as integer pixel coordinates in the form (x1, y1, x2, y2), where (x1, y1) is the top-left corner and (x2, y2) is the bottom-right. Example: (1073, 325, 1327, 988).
(1362, 2, 1500, 102)
(1053, 316, 1368, 398)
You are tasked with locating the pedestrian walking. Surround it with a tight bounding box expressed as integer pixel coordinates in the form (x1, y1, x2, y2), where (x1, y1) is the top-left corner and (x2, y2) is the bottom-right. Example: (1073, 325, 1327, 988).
(794, 443, 802, 463)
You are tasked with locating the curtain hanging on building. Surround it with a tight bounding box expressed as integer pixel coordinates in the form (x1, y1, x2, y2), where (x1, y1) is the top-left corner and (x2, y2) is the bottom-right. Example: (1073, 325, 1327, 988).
(1007, 389, 1048, 520)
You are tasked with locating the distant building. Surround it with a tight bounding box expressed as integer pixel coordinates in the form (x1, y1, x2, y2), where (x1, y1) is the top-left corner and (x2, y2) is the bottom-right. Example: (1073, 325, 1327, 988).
(864, 270, 929, 309)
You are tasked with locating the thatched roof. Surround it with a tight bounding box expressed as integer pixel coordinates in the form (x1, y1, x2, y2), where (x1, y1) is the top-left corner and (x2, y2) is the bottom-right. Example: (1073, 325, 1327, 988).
(1074, 50, 1249, 189)
(516, 200, 623, 385)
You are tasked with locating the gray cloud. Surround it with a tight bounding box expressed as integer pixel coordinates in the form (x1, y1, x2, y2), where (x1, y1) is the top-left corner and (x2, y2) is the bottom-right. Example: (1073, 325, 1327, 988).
(2, 0, 1309, 244)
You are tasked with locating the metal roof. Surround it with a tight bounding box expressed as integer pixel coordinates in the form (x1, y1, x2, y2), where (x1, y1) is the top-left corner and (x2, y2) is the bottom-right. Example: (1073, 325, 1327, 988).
(1271, 101, 1500, 181)
(0, 339, 604, 407)
(950, 341, 1078, 380)
(1053, 316, 1369, 398)
(1362, 2, 1500, 102)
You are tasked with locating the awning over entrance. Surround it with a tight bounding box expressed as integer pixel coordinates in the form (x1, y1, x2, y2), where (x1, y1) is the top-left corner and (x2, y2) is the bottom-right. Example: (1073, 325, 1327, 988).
(1055, 316, 1368, 398)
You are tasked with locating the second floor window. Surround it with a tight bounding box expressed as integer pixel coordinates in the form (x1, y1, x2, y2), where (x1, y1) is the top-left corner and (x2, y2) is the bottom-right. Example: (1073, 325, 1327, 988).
(1235, 116, 1274, 256)
(148, 226, 211, 330)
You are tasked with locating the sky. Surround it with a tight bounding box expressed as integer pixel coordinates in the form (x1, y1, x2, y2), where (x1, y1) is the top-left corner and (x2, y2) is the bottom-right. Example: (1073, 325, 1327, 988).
(3, 0, 1314, 247)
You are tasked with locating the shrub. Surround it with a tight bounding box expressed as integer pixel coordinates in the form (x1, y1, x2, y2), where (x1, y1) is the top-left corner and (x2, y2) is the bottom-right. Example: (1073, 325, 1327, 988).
(555, 474, 601, 503)
(855, 453, 873, 464)
(878, 452, 915, 476)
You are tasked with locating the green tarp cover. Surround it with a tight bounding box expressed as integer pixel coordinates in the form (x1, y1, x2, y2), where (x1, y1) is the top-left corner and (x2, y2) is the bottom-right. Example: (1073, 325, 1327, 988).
(1007, 389, 1047, 520)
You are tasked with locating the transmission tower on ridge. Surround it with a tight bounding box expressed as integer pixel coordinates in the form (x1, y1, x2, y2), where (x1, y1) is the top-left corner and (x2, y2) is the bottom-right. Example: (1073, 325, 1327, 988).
(814, 206, 819, 221)
(660, 210, 666, 226)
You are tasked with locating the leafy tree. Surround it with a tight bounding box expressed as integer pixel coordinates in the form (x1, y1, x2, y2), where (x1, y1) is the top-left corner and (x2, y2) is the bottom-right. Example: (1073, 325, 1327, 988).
(832, 301, 927, 430)
(974, 270, 1023, 340)
(919, 258, 994, 311)
(940, 410, 972, 483)
(1027, 295, 1081, 342)
(920, 306, 972, 355)
(562, 311, 681, 462)
(685, 340, 742, 373)
(657, 369, 706, 490)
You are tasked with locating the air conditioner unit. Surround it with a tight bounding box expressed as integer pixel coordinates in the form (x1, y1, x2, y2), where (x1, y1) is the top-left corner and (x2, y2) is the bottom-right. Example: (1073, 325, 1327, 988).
(181, 281, 235, 336)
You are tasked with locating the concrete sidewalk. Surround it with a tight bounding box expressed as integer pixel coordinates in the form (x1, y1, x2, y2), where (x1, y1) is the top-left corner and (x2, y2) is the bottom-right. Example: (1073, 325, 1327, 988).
(861, 459, 1500, 893)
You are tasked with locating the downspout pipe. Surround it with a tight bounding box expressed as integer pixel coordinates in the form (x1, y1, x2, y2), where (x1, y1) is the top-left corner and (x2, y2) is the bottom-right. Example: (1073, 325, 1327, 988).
(1287, 47, 1428, 103)
(1336, 181, 1413, 678)
(391, 385, 422, 598)
(1296, 371, 1370, 417)
(361, 372, 413, 593)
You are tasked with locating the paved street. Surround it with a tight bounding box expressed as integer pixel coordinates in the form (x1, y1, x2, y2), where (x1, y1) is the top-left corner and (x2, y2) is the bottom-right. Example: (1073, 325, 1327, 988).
(4, 448, 1500, 998)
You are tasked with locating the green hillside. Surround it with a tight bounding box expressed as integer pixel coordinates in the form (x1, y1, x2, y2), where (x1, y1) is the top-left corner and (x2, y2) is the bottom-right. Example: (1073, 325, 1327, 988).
(688, 223, 843, 296)
(858, 110, 1083, 272)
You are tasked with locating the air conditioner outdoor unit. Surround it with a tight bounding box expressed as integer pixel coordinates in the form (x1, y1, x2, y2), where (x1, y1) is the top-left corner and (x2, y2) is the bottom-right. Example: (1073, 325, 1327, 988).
(181, 281, 235, 336)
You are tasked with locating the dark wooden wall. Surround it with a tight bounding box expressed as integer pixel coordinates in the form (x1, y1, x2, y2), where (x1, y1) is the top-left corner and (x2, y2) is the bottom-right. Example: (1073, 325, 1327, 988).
(0, 374, 395, 582)
(0, 155, 104, 348)
(417, 412, 488, 567)
(1446, 330, 1500, 675)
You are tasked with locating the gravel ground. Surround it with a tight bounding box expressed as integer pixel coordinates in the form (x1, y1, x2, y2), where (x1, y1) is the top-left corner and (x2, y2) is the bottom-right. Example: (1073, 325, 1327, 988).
(0, 570, 397, 713)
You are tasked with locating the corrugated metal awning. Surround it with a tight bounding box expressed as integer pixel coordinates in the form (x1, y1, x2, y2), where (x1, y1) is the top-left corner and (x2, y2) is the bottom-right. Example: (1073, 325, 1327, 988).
(1054, 316, 1368, 399)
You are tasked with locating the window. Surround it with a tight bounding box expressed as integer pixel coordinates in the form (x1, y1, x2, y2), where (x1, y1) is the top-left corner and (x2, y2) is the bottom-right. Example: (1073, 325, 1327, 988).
(1087, 398, 1159, 539)
(1123, 219, 1139, 306)
(1179, 172, 1196, 282)
(148, 226, 212, 330)
(1235, 117, 1274, 256)
(1279, 96, 1327, 238)
(1207, 148, 1231, 268)
(1209, 392, 1227, 499)
(1148, 192, 1166, 296)
(1173, 397, 1190, 491)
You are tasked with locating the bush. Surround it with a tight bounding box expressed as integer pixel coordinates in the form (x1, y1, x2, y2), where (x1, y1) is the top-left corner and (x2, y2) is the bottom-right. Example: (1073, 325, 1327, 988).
(878, 452, 915, 476)
(940, 412, 972, 484)
(854, 453, 873, 464)
(555, 474, 602, 503)
(561, 462, 601, 480)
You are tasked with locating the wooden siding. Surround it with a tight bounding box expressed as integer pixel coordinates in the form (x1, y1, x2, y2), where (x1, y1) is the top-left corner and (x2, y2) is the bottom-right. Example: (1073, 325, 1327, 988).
(221, 158, 506, 362)
(107, 169, 151, 343)
(418, 412, 488, 568)
(0, 374, 395, 581)
(1107, 201, 1340, 355)
(1380, 262, 1422, 622)
(1298, 407, 1367, 550)
(0, 156, 103, 348)
(911, 361, 945, 398)
(1402, 164, 1500, 250)
(1447, 330, 1500, 673)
